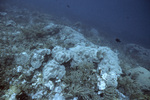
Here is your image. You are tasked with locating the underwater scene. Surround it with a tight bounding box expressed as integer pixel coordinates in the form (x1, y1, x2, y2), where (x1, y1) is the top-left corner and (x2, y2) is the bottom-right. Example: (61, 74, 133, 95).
(0, 0, 150, 100)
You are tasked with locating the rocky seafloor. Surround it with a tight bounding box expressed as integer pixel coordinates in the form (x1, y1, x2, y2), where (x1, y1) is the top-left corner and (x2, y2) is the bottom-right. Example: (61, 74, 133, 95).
(0, 6, 150, 100)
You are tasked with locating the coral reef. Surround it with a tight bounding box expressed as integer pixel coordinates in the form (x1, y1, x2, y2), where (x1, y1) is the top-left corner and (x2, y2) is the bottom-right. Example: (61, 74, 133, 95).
(62, 62, 100, 100)
(125, 44, 150, 70)
(126, 67, 150, 92)
(118, 76, 150, 100)
(1, 5, 150, 100)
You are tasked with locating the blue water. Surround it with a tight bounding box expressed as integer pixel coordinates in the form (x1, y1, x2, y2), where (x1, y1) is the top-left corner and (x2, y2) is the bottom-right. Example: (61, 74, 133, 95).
(1, 0, 150, 48)
(2, 0, 148, 72)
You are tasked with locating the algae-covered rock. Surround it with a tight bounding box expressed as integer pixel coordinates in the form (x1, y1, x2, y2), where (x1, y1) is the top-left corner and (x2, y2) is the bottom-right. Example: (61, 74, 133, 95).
(97, 47, 122, 89)
(43, 23, 62, 35)
(0, 12, 7, 16)
(43, 60, 66, 80)
(118, 76, 150, 100)
(15, 52, 30, 65)
(59, 26, 89, 46)
(52, 46, 72, 64)
(52, 44, 122, 93)
(31, 48, 51, 69)
(62, 62, 100, 100)
(5, 20, 16, 26)
(127, 66, 150, 91)
(125, 44, 150, 70)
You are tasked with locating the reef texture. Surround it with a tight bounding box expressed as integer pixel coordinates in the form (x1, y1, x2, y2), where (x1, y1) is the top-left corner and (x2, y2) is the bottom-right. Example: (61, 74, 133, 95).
(0, 6, 150, 100)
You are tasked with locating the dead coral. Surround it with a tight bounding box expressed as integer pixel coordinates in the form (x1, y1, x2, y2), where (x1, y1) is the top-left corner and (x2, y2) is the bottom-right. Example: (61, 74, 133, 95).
(21, 23, 62, 40)
(62, 62, 100, 100)
(103, 87, 120, 100)
(21, 23, 46, 39)
(64, 83, 99, 100)
(118, 76, 150, 100)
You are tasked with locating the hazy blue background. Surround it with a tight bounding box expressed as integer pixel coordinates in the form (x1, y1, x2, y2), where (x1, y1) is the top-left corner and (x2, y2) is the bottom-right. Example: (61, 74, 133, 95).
(1, 0, 150, 48)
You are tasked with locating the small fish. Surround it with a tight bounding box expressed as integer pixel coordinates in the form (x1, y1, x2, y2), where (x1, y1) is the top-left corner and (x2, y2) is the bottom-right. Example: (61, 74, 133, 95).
(115, 38, 121, 43)
(67, 4, 70, 8)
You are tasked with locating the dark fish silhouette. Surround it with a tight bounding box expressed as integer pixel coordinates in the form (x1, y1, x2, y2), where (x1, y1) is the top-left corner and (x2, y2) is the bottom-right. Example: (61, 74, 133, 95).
(115, 38, 121, 43)
(67, 4, 70, 8)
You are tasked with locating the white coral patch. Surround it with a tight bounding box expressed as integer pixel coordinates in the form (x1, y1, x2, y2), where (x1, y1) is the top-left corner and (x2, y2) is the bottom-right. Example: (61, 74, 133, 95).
(43, 60, 66, 80)
(31, 49, 51, 69)
(97, 80, 106, 90)
(52, 46, 72, 64)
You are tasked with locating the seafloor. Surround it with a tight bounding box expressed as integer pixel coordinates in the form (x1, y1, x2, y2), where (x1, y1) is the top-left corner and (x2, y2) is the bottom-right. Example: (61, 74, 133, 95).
(0, 6, 150, 100)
